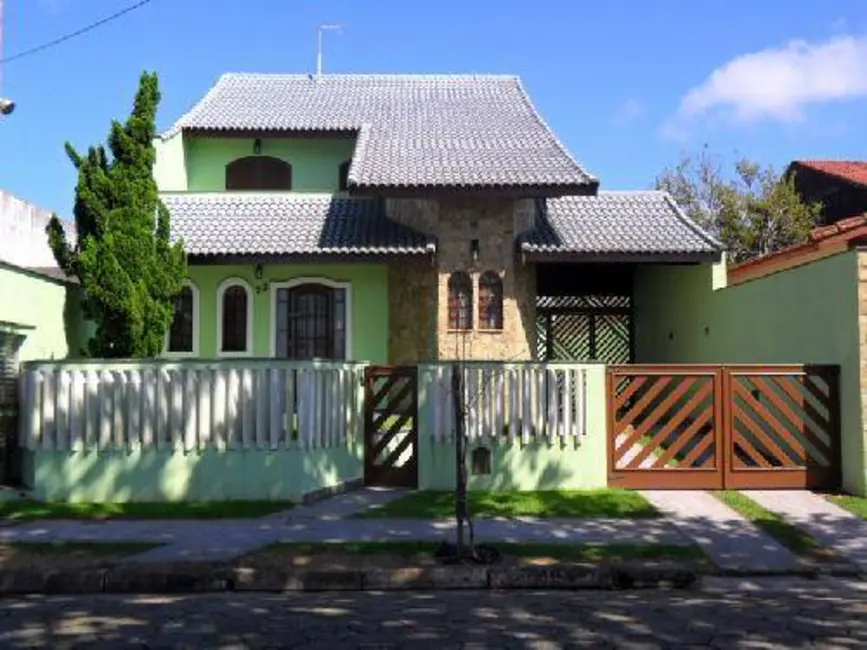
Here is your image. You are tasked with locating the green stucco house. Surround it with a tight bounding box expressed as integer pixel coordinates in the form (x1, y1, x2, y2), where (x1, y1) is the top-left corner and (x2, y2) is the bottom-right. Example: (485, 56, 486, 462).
(153, 73, 723, 367)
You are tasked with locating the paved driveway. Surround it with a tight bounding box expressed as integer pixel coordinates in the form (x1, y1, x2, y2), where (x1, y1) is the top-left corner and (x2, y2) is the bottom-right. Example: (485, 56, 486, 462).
(1, 579, 866, 648)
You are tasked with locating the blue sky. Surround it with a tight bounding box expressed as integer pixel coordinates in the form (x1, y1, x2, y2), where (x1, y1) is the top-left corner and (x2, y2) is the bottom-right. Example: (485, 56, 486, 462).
(1, 0, 865, 216)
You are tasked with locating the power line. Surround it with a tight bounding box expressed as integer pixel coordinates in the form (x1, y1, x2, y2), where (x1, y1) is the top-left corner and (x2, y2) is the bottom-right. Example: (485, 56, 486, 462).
(0, 0, 156, 65)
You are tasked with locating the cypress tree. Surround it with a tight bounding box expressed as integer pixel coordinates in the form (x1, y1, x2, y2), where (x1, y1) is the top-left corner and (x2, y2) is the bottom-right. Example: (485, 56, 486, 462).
(47, 71, 186, 358)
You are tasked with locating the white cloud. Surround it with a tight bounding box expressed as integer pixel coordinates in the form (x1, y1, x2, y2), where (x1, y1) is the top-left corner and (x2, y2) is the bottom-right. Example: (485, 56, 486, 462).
(669, 35, 867, 129)
(611, 97, 645, 124)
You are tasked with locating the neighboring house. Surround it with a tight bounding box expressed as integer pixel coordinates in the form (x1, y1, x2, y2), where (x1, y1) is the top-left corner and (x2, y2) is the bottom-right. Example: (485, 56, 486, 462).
(0, 190, 83, 364)
(154, 73, 722, 366)
(787, 160, 867, 226)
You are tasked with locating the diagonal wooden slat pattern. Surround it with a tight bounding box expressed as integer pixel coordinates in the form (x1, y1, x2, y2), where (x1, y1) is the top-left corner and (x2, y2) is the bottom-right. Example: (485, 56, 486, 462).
(607, 365, 840, 491)
(729, 371, 836, 471)
(611, 373, 717, 472)
(536, 294, 632, 364)
(364, 366, 419, 488)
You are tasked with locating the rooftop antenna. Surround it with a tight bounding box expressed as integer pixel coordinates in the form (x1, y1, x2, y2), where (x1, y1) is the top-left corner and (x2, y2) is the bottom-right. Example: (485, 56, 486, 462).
(316, 23, 342, 80)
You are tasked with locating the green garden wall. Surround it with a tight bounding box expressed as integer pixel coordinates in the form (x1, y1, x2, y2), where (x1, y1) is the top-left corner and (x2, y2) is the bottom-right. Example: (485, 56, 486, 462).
(26, 443, 362, 503)
(633, 253, 863, 493)
(185, 137, 355, 192)
(0, 264, 85, 361)
(186, 263, 389, 362)
(416, 364, 608, 491)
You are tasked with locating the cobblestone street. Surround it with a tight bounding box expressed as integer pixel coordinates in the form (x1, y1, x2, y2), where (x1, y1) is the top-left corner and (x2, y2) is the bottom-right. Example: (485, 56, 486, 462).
(0, 579, 865, 649)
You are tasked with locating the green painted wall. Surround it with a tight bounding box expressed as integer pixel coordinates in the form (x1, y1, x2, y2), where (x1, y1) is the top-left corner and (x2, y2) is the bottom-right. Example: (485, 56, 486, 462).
(27, 444, 362, 502)
(0, 264, 86, 361)
(416, 364, 609, 491)
(184, 137, 355, 192)
(153, 133, 188, 191)
(633, 253, 863, 493)
(186, 263, 389, 363)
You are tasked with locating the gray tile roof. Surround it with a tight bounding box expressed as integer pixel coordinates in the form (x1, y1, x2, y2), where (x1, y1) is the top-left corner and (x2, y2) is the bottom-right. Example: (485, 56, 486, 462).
(520, 191, 722, 260)
(162, 193, 435, 257)
(164, 74, 597, 192)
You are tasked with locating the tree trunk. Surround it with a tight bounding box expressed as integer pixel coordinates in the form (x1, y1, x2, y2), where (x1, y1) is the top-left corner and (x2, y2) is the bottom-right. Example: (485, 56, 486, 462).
(451, 363, 466, 557)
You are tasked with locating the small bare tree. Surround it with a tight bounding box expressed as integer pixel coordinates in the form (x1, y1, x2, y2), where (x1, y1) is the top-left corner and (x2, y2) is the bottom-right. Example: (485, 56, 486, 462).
(445, 335, 527, 562)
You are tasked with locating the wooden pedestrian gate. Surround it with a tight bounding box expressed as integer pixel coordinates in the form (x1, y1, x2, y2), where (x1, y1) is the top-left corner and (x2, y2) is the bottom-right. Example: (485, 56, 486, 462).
(607, 365, 841, 490)
(363, 366, 419, 488)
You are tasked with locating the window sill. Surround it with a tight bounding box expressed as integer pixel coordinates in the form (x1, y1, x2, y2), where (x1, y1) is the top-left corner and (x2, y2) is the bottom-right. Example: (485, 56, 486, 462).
(216, 351, 253, 358)
(445, 329, 473, 334)
(163, 351, 198, 360)
(477, 328, 504, 334)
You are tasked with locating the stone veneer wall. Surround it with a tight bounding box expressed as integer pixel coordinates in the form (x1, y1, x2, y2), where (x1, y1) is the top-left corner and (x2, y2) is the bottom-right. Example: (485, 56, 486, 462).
(386, 197, 537, 363)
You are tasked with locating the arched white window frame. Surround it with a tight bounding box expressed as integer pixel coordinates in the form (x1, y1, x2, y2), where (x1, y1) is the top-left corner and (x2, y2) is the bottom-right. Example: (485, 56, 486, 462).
(216, 277, 254, 357)
(269, 277, 353, 359)
(164, 280, 200, 358)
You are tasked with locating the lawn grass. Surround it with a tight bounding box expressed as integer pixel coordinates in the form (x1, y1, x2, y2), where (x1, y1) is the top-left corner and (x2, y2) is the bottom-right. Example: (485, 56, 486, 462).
(826, 494, 867, 518)
(258, 541, 706, 563)
(0, 500, 294, 521)
(358, 489, 660, 519)
(714, 491, 821, 556)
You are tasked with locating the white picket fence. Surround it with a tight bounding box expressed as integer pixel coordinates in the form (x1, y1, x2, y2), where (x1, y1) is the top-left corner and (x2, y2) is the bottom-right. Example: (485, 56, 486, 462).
(20, 360, 593, 454)
(19, 361, 364, 452)
(422, 363, 589, 444)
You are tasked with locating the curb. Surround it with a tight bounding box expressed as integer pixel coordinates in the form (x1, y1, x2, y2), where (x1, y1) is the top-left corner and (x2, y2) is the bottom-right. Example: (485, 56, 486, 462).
(0, 561, 857, 595)
(0, 561, 705, 595)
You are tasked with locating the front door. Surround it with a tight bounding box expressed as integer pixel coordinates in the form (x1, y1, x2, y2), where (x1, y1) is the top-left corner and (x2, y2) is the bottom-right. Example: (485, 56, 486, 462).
(275, 284, 347, 360)
(363, 366, 419, 488)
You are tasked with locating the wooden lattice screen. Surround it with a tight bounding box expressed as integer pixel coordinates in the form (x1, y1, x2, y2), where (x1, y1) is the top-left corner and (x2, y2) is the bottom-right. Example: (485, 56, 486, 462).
(536, 294, 632, 363)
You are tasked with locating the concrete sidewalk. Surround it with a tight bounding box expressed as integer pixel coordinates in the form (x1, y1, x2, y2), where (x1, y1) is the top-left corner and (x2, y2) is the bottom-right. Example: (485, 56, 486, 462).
(640, 490, 799, 572)
(0, 488, 691, 563)
(0, 488, 854, 572)
(745, 490, 867, 573)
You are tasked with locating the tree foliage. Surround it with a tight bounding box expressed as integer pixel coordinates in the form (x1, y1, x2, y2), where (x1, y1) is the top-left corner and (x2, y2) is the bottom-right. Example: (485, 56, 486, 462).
(47, 71, 186, 358)
(655, 145, 822, 264)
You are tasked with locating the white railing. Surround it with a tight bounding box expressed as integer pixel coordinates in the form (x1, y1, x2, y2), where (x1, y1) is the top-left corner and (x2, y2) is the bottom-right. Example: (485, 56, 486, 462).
(19, 361, 364, 452)
(421, 363, 589, 444)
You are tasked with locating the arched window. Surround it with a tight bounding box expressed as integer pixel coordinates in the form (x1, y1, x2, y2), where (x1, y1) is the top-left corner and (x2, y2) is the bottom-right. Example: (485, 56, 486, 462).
(447, 271, 473, 331)
(479, 271, 504, 330)
(225, 156, 292, 190)
(167, 282, 199, 356)
(218, 279, 252, 355)
(338, 160, 351, 191)
(273, 280, 349, 360)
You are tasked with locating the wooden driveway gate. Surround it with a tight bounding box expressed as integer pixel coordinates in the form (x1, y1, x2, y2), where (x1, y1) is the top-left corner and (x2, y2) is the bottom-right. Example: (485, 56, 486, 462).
(363, 365, 419, 488)
(607, 365, 840, 490)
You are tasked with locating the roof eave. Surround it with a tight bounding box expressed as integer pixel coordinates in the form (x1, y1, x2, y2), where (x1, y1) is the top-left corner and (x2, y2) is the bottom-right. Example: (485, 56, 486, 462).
(180, 127, 360, 140)
(348, 179, 598, 199)
(520, 249, 723, 264)
(188, 249, 436, 265)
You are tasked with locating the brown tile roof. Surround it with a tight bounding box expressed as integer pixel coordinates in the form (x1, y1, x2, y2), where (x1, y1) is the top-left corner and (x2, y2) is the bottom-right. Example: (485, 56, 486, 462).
(794, 160, 867, 187)
(727, 214, 867, 285)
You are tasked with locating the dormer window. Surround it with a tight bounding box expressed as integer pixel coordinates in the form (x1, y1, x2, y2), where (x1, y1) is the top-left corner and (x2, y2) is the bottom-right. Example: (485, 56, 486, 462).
(338, 160, 351, 191)
(226, 156, 292, 190)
